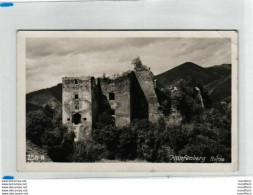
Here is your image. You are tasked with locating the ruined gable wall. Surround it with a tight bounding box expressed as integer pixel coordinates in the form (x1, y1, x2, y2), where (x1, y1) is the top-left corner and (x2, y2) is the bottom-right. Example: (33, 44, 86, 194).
(130, 72, 148, 121)
(134, 70, 162, 123)
(62, 76, 92, 141)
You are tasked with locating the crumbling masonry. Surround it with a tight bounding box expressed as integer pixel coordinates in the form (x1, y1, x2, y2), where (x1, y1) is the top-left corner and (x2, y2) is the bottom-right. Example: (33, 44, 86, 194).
(62, 59, 162, 141)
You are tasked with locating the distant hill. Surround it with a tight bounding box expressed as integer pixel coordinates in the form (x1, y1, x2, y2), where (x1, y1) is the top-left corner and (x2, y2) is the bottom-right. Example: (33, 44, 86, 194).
(26, 63, 231, 112)
(206, 64, 231, 78)
(155, 62, 231, 103)
(26, 84, 62, 112)
(154, 62, 219, 88)
(207, 75, 231, 103)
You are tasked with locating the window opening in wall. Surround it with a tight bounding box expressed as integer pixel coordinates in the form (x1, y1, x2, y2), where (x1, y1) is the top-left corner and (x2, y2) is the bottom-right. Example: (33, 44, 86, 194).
(83, 118, 87, 121)
(74, 79, 78, 84)
(75, 94, 78, 99)
(109, 92, 115, 100)
(67, 118, 70, 121)
(110, 109, 115, 116)
(72, 113, 81, 125)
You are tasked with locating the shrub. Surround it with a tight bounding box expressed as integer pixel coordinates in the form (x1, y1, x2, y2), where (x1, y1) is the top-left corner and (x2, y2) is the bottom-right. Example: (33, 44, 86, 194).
(72, 140, 106, 162)
(41, 125, 75, 162)
(117, 126, 137, 160)
(132, 118, 174, 162)
(92, 124, 120, 159)
(166, 124, 190, 154)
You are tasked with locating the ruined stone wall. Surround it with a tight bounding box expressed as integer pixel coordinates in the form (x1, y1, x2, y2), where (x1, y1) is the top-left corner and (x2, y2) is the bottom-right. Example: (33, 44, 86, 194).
(62, 76, 92, 141)
(91, 78, 100, 126)
(130, 72, 148, 121)
(100, 78, 117, 116)
(134, 70, 162, 123)
(194, 87, 205, 109)
(100, 76, 131, 127)
(114, 76, 131, 127)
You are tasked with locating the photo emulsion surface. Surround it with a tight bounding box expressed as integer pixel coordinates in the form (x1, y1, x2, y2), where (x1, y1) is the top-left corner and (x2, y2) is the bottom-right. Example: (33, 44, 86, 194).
(18, 31, 237, 172)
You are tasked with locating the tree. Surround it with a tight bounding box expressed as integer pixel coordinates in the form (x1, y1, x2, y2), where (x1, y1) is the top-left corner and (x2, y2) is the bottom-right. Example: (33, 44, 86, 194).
(26, 110, 53, 146)
(41, 124, 75, 162)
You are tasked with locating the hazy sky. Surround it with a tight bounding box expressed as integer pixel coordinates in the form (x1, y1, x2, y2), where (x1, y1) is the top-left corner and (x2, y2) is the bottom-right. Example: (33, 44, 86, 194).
(26, 37, 231, 93)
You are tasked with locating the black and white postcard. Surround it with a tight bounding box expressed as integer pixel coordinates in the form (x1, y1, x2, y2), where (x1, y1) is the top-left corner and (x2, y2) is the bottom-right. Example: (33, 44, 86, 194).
(17, 31, 238, 172)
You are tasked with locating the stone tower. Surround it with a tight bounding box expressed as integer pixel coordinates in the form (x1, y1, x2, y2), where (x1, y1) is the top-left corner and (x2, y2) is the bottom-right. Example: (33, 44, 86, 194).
(62, 76, 93, 141)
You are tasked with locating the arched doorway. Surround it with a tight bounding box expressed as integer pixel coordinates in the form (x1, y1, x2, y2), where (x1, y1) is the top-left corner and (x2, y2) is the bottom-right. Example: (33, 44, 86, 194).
(72, 113, 81, 125)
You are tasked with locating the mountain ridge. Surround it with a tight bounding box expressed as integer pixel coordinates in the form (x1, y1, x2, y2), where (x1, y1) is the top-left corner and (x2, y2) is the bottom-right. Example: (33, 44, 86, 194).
(154, 62, 230, 87)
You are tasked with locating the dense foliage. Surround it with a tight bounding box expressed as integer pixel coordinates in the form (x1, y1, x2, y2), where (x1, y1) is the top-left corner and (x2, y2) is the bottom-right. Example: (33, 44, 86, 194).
(27, 105, 75, 162)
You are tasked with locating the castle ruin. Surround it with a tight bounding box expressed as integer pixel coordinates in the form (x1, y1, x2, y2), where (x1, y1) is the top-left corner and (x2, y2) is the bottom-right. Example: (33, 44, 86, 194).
(62, 58, 162, 141)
